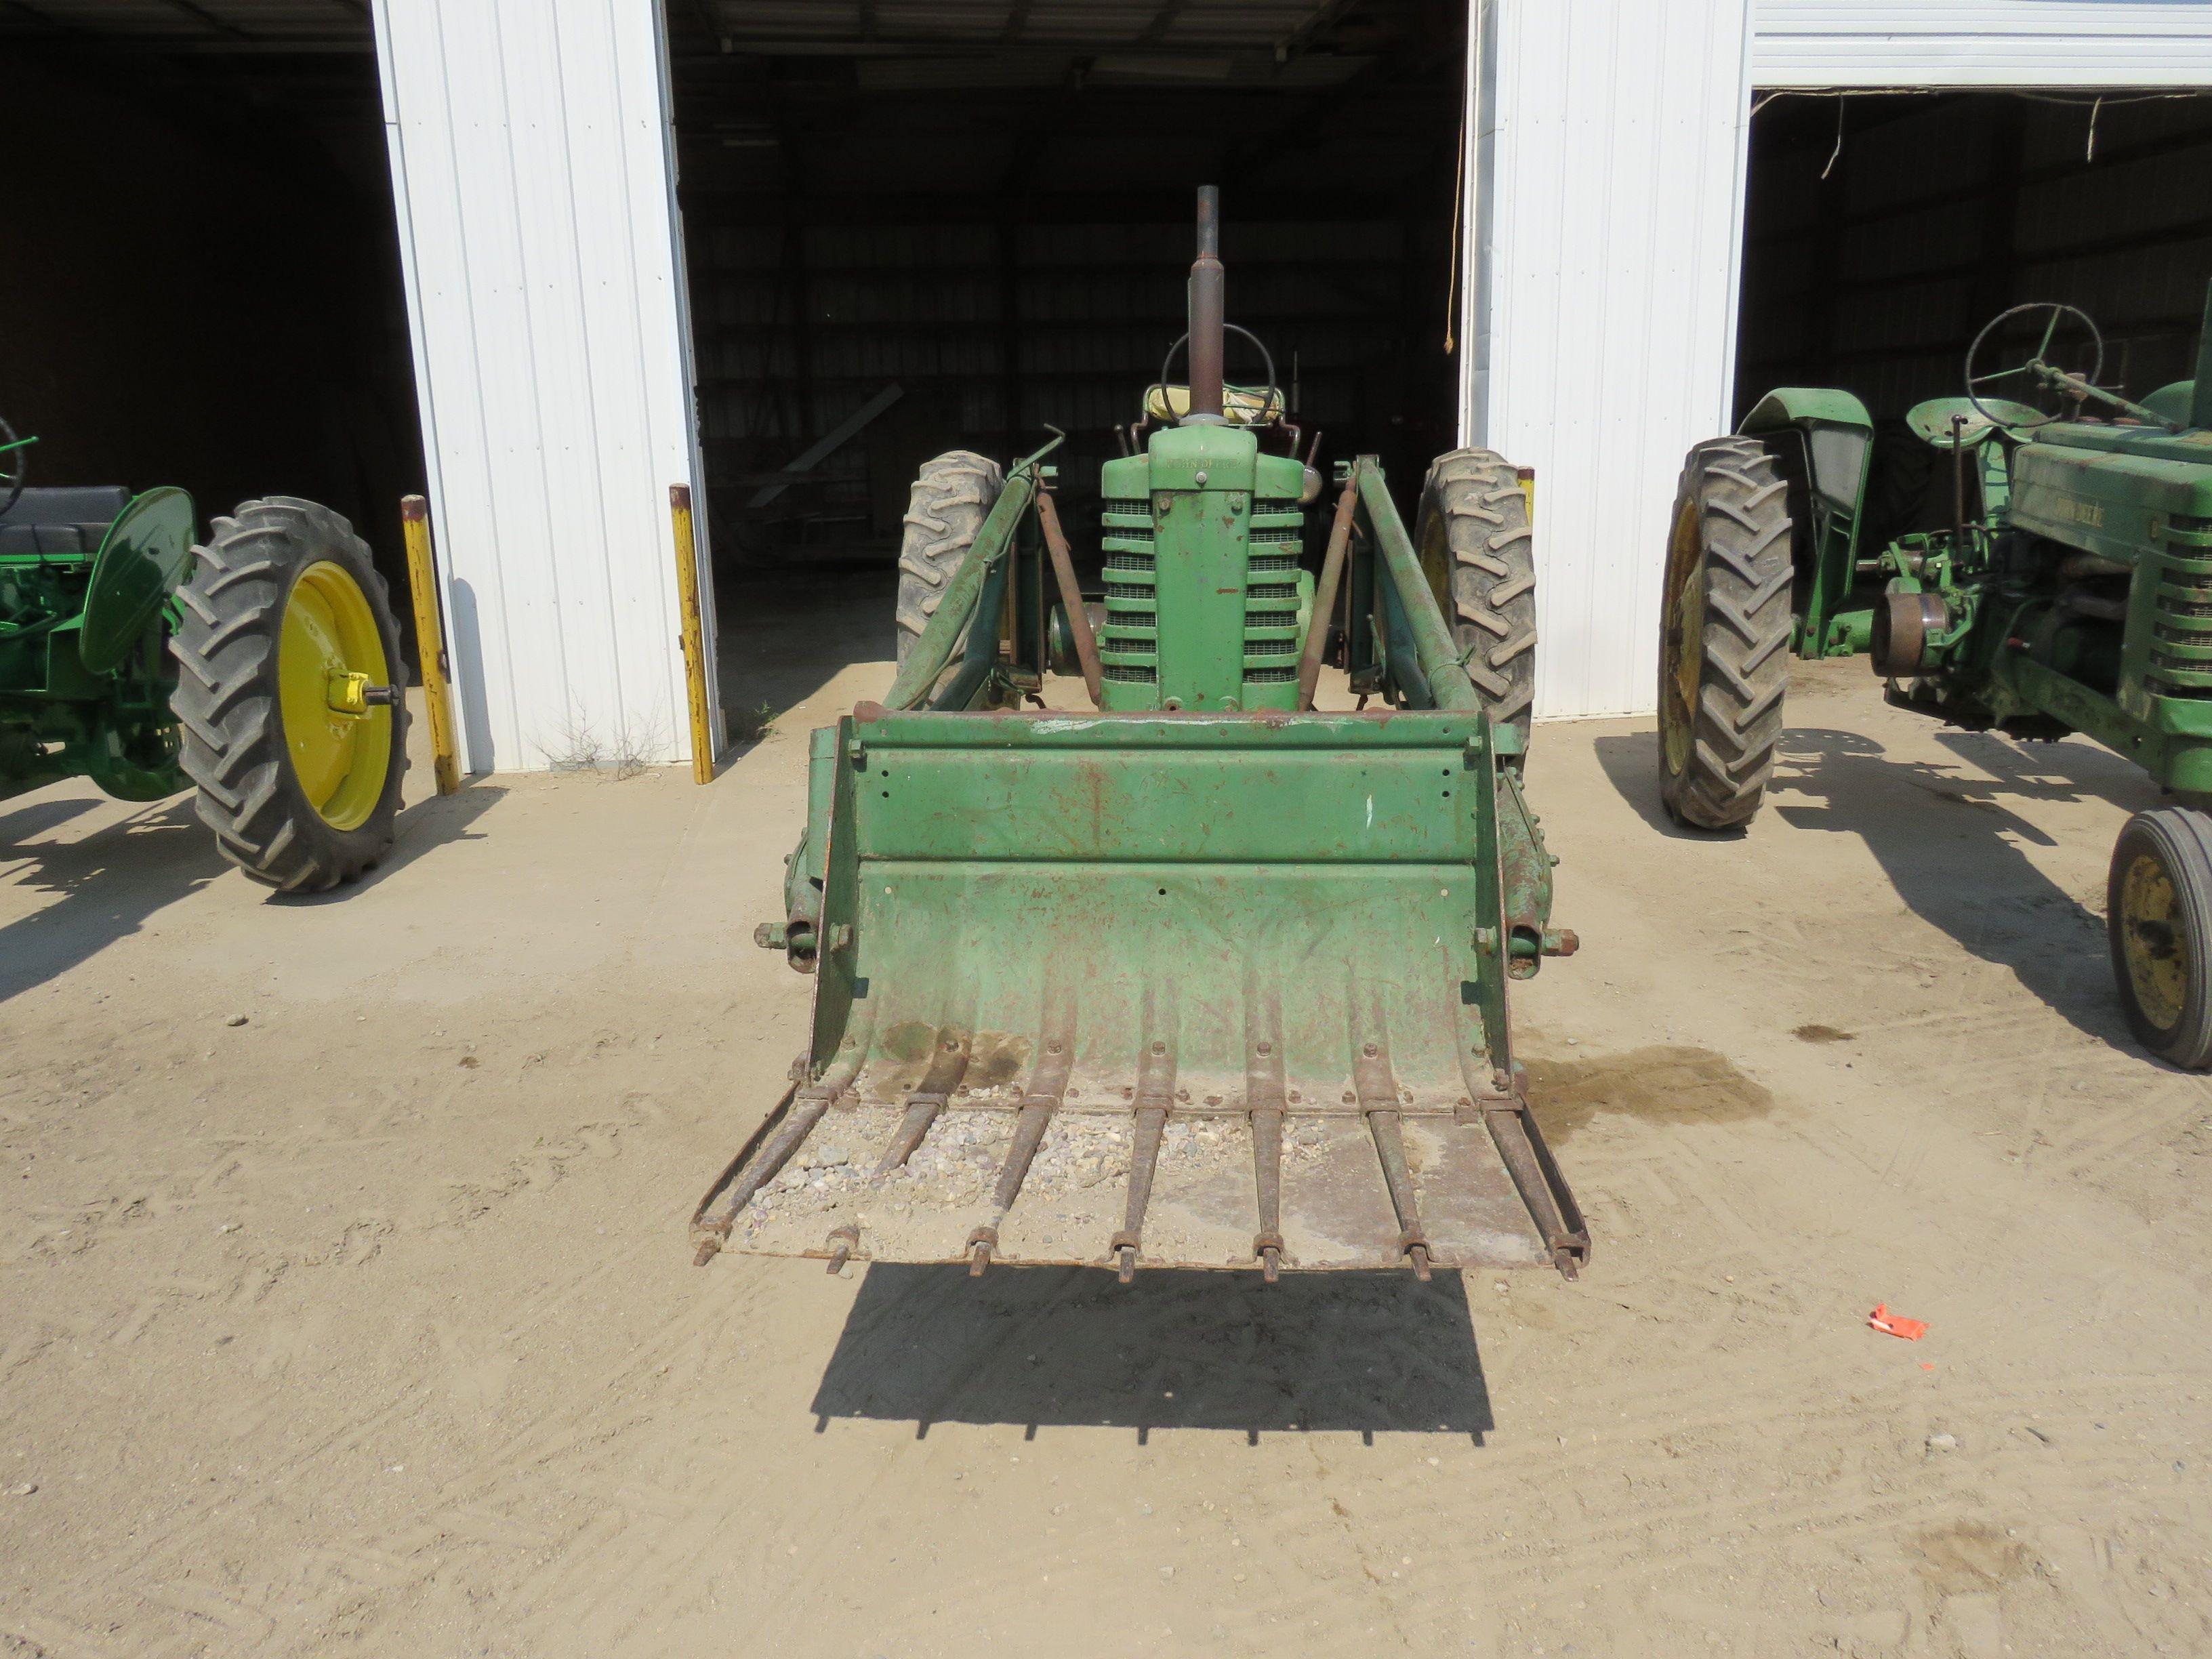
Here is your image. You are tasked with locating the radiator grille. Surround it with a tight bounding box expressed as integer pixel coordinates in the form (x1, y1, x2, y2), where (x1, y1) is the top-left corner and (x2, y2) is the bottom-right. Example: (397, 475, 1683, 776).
(2148, 544, 2212, 699)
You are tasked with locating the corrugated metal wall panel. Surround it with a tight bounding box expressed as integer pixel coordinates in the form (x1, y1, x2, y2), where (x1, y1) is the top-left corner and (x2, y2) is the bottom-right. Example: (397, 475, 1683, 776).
(1752, 1, 2212, 88)
(1467, 0, 1755, 720)
(373, 0, 708, 773)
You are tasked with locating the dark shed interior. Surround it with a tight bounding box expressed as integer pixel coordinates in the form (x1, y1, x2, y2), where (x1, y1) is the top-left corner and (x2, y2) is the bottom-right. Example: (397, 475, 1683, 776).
(1738, 89, 2212, 424)
(663, 0, 1471, 616)
(0, 8, 424, 654)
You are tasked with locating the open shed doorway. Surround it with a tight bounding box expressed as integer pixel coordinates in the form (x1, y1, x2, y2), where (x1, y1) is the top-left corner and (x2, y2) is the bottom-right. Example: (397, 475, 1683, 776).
(1736, 88, 2212, 540)
(0, 14, 426, 662)
(663, 1, 1471, 727)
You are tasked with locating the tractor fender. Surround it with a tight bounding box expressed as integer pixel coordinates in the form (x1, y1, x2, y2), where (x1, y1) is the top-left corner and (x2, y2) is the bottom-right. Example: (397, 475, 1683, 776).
(1738, 386, 1872, 438)
(79, 486, 197, 675)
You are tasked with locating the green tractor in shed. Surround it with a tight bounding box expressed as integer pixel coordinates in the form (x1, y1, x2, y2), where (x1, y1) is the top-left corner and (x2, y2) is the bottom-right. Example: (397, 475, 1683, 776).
(0, 419, 407, 891)
(1660, 289, 2212, 1067)
(695, 188, 1584, 1282)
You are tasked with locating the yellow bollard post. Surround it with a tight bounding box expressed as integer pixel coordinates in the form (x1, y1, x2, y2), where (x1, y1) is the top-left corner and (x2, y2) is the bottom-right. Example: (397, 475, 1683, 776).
(670, 485, 716, 784)
(399, 495, 461, 795)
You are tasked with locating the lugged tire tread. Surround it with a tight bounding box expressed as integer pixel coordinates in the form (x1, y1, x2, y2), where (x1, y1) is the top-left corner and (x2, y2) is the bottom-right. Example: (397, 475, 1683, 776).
(169, 497, 407, 893)
(894, 452, 1005, 668)
(1659, 436, 1795, 831)
(1418, 447, 1538, 741)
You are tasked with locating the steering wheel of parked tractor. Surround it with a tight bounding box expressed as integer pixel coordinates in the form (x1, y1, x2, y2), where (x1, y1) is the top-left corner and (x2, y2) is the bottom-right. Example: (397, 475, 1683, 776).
(1158, 323, 1282, 418)
(0, 417, 33, 516)
(1965, 302, 2106, 433)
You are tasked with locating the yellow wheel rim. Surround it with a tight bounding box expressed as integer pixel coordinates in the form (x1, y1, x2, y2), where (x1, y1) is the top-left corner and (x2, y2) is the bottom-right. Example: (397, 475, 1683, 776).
(277, 560, 392, 832)
(2119, 849, 2189, 1032)
(1660, 497, 1708, 777)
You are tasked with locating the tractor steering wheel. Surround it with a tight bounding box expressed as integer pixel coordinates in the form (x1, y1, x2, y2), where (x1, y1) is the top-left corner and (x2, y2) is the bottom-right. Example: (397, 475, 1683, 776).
(1965, 302, 2105, 433)
(0, 417, 30, 516)
(1158, 323, 1282, 417)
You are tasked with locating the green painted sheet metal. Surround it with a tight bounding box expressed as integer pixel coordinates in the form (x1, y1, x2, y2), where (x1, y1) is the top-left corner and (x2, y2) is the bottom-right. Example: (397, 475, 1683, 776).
(1095, 428, 1309, 714)
(823, 708, 1507, 1092)
(2009, 436, 2212, 563)
(849, 707, 1488, 865)
(1740, 386, 1871, 434)
(79, 487, 196, 674)
(705, 700, 1584, 1276)
(1356, 462, 1480, 712)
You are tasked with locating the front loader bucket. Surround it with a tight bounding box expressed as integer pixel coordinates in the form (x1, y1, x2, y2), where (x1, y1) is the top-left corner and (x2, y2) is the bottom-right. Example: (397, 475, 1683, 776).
(695, 704, 1586, 1280)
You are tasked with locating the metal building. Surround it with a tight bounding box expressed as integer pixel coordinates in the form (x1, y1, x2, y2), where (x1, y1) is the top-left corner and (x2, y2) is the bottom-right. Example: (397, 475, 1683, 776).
(9, 1, 2210, 766)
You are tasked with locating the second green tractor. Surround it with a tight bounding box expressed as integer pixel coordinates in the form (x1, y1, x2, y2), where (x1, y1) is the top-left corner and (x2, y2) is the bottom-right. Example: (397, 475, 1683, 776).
(1, 414, 409, 892)
(1662, 289, 2212, 1067)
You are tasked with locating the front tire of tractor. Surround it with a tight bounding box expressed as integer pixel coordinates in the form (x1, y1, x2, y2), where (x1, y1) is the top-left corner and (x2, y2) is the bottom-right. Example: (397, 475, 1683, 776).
(171, 497, 409, 893)
(2108, 807, 2212, 1070)
(895, 451, 1004, 668)
(1417, 448, 1536, 745)
(1658, 437, 1795, 832)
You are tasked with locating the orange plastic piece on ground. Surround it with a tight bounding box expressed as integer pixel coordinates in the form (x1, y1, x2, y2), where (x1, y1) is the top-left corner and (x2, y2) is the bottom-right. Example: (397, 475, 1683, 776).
(1868, 1303, 1928, 1340)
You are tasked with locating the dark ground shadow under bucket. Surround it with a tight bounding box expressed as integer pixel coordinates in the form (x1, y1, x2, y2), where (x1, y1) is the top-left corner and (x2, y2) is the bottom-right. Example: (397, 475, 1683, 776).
(808, 1263, 1496, 1444)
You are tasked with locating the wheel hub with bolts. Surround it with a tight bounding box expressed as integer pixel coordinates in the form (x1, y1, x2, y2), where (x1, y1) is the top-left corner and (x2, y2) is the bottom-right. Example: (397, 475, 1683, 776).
(279, 558, 397, 832)
(2119, 853, 2186, 1030)
(2108, 808, 2212, 1069)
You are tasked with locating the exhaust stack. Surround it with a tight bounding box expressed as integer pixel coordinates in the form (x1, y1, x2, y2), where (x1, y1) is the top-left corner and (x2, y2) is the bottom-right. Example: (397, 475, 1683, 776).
(1183, 185, 1225, 424)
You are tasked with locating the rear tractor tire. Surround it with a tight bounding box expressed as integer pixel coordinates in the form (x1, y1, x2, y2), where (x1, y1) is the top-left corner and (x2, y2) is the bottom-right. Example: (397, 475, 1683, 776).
(895, 451, 1004, 668)
(1658, 437, 1795, 831)
(1416, 447, 1536, 745)
(171, 497, 409, 893)
(2108, 807, 2212, 1070)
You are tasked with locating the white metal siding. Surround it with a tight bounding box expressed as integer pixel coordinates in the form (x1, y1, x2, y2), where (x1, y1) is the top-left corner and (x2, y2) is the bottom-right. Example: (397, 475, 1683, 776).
(1465, 0, 1756, 720)
(1753, 1, 2212, 88)
(372, 0, 710, 773)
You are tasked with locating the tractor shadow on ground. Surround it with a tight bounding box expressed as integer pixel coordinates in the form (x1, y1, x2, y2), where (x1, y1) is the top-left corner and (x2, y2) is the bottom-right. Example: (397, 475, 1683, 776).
(1595, 726, 2160, 1055)
(0, 782, 506, 993)
(808, 1264, 1496, 1443)
(0, 794, 225, 1002)
(279, 781, 506, 905)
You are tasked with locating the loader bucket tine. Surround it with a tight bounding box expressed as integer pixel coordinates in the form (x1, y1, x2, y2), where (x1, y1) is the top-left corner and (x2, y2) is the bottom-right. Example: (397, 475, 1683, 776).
(1250, 1107, 1285, 1284)
(968, 1102, 1050, 1277)
(875, 1026, 970, 1176)
(689, 1019, 876, 1265)
(1483, 1105, 1591, 1279)
(1115, 1106, 1167, 1284)
(968, 999, 1076, 1276)
(1367, 1111, 1431, 1282)
(1112, 1019, 1177, 1282)
(1354, 1027, 1432, 1280)
(691, 1085, 838, 1264)
(1246, 993, 1288, 1280)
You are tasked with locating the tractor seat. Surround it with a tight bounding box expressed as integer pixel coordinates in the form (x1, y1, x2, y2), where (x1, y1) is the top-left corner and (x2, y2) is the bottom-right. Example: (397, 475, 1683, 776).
(0, 485, 131, 557)
(1143, 382, 1285, 426)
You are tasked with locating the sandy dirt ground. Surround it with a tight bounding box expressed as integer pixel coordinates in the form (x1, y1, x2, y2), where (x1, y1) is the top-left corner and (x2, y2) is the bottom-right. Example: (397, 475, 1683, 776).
(4, 578, 2211, 1658)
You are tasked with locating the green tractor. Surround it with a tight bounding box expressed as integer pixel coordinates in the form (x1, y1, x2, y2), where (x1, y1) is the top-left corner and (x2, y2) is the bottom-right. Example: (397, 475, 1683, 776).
(0, 417, 407, 891)
(695, 188, 1585, 1282)
(1661, 289, 2212, 1067)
